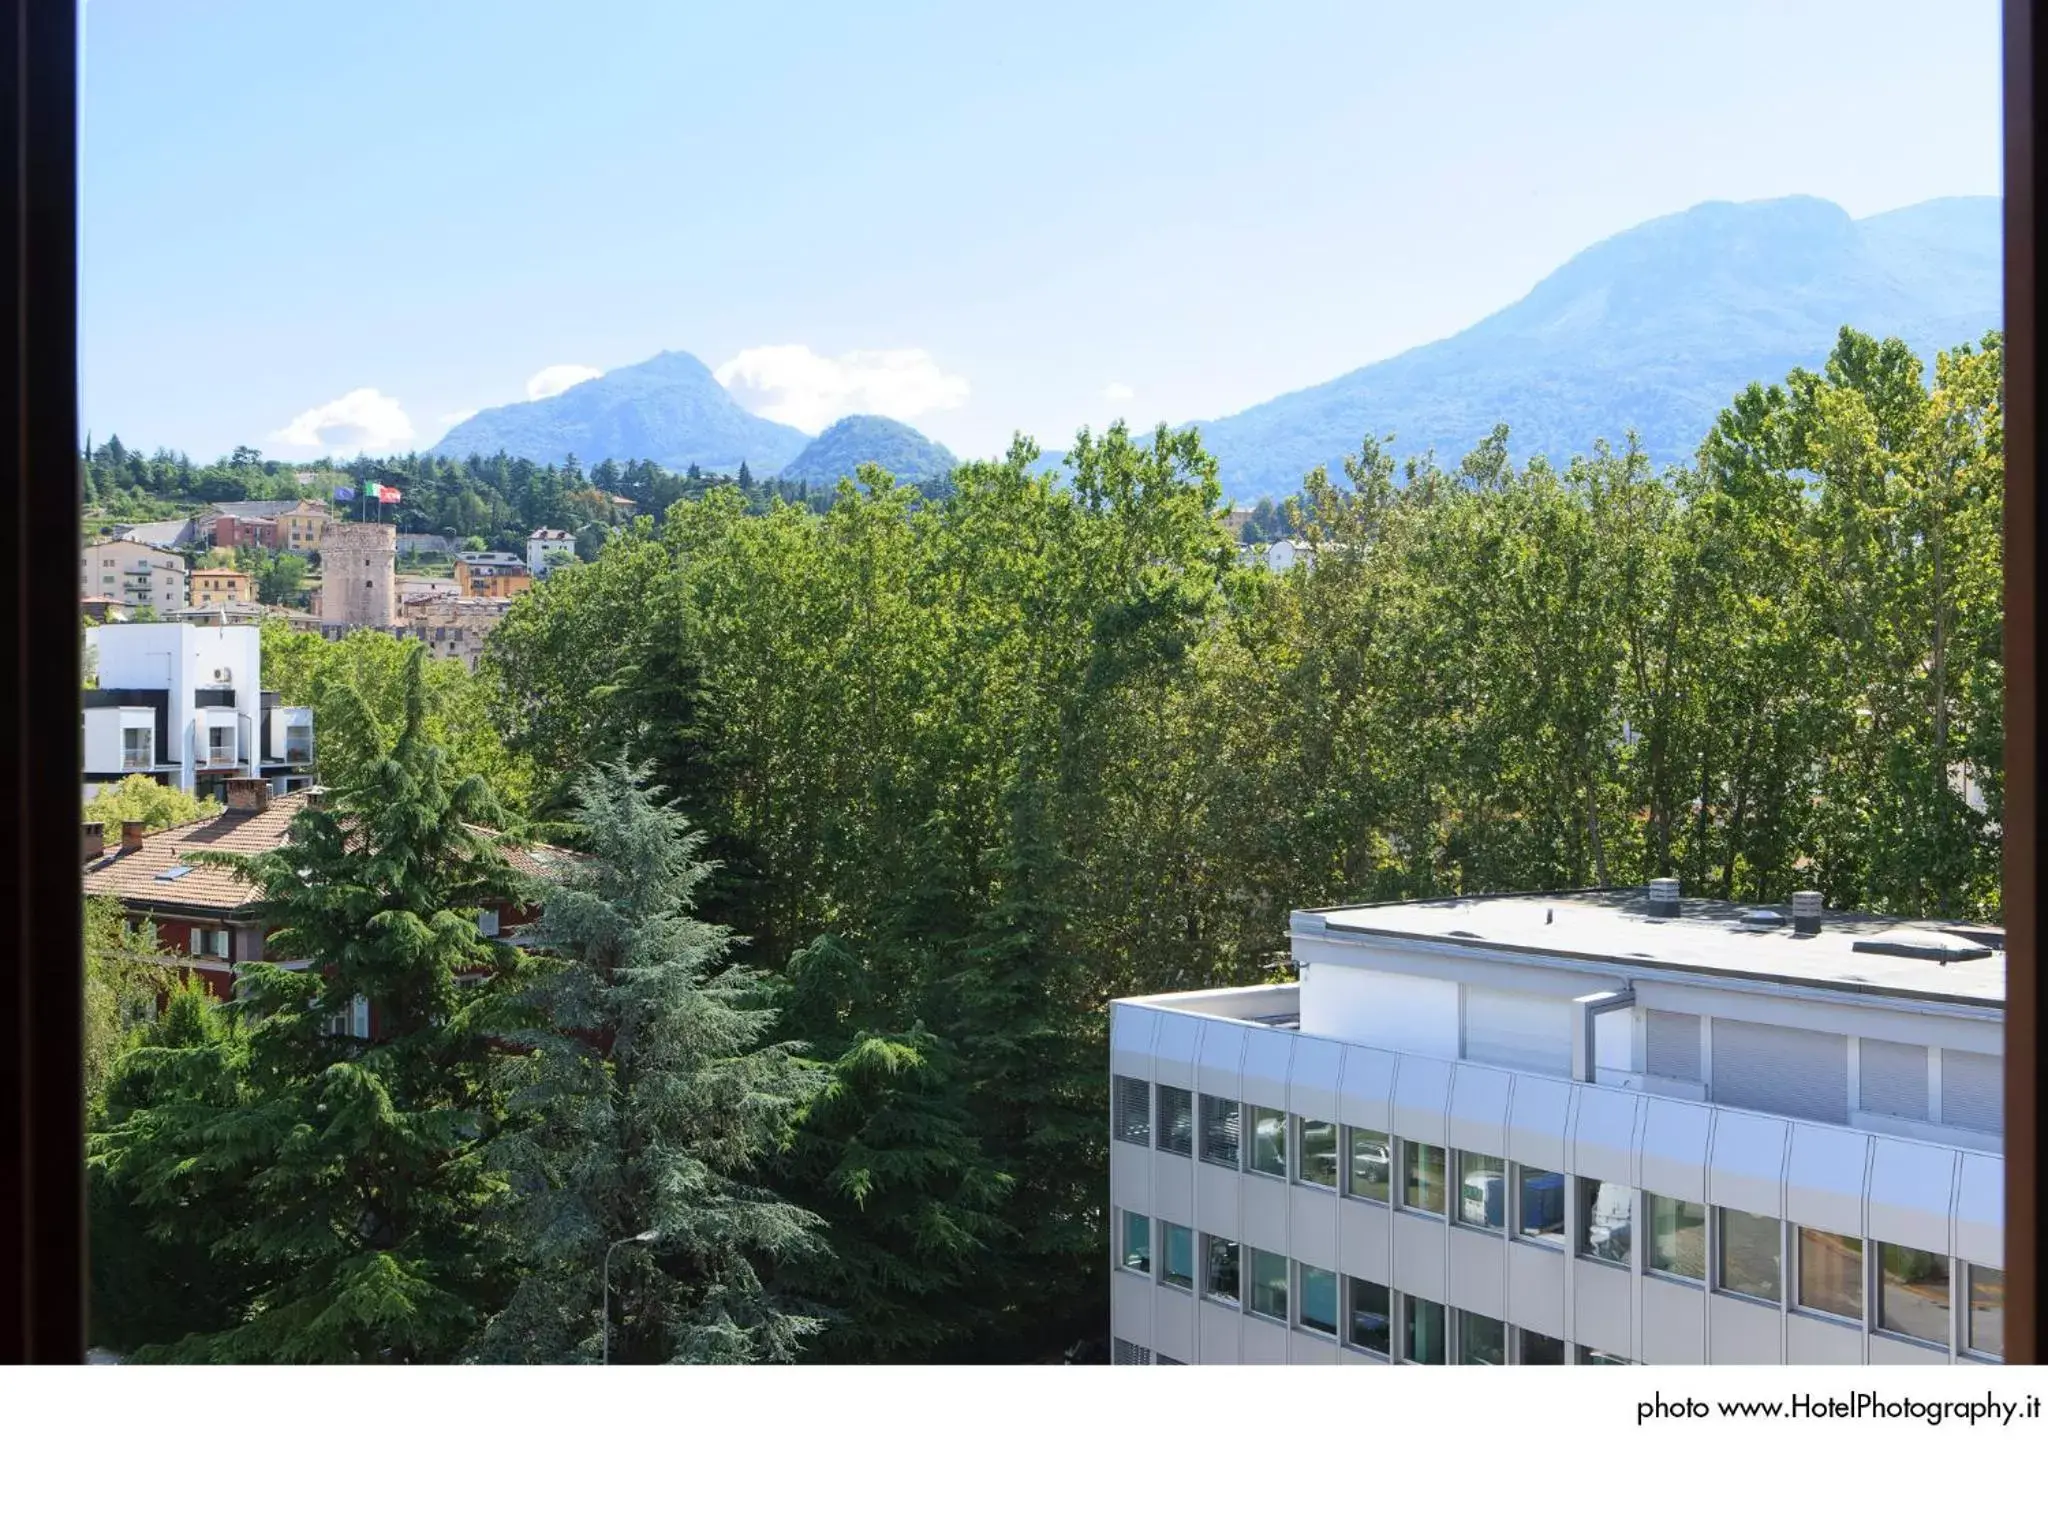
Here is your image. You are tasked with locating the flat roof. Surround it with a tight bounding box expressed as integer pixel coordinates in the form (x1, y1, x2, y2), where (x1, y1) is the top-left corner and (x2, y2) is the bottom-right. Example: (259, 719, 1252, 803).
(1296, 890, 2004, 1010)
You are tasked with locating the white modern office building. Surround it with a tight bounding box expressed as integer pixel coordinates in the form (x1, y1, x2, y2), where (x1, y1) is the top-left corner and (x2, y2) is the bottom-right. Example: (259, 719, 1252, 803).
(83, 621, 314, 796)
(1107, 882, 2003, 1365)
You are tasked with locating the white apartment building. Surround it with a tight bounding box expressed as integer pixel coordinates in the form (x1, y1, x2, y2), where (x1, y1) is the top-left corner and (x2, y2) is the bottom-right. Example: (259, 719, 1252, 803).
(1107, 881, 2003, 1366)
(81, 538, 188, 612)
(84, 621, 314, 796)
(525, 528, 576, 578)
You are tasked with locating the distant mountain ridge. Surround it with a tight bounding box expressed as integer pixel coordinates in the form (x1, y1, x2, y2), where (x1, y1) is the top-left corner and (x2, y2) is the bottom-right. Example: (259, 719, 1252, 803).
(779, 415, 958, 486)
(1185, 194, 2001, 501)
(432, 350, 810, 474)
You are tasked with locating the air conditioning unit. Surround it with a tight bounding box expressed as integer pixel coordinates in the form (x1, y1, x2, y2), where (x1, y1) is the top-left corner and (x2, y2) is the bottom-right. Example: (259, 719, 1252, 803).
(212, 667, 233, 684)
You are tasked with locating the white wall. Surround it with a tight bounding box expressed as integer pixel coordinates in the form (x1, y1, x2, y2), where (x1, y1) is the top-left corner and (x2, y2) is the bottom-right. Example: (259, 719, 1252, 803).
(1300, 964, 1458, 1057)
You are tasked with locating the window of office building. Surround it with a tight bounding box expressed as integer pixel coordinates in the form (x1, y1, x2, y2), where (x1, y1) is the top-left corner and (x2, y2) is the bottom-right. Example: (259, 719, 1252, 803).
(1577, 1346, 1630, 1365)
(1348, 1278, 1392, 1355)
(1203, 1236, 1240, 1305)
(1646, 1194, 1706, 1281)
(1347, 1127, 1391, 1202)
(1457, 1311, 1505, 1364)
(1717, 1209, 1782, 1303)
(1519, 1331, 1566, 1365)
(1297, 1118, 1338, 1188)
(1248, 1249, 1289, 1321)
(1157, 1085, 1193, 1156)
(1119, 1210, 1150, 1275)
(1160, 1222, 1195, 1290)
(1402, 1141, 1446, 1215)
(1403, 1295, 1446, 1364)
(1576, 1177, 1632, 1265)
(1298, 1264, 1338, 1335)
(1111, 1338, 1152, 1366)
(1455, 1151, 1506, 1230)
(1516, 1165, 1565, 1242)
(1248, 1104, 1287, 1177)
(1967, 1265, 2004, 1359)
(1877, 1243, 1951, 1347)
(1796, 1229, 1863, 1321)
(1199, 1094, 1240, 1168)
(1112, 1076, 1150, 1145)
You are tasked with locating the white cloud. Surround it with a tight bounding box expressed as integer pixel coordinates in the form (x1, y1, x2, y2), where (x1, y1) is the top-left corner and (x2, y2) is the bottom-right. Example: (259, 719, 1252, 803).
(438, 407, 479, 429)
(713, 344, 969, 433)
(268, 388, 414, 455)
(1103, 382, 1135, 401)
(526, 363, 603, 401)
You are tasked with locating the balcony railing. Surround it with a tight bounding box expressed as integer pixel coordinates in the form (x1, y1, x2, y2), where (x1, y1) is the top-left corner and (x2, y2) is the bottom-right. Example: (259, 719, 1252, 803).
(121, 751, 153, 770)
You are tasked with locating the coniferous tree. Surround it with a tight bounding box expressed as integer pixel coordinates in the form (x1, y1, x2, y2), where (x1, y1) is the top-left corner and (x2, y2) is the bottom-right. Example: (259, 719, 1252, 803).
(104, 650, 528, 1362)
(479, 759, 826, 1364)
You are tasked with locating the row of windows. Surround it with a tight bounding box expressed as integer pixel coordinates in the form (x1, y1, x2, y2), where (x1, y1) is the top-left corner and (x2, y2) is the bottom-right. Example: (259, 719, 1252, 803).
(1113, 1212, 1627, 1364)
(1110, 1077, 2004, 1357)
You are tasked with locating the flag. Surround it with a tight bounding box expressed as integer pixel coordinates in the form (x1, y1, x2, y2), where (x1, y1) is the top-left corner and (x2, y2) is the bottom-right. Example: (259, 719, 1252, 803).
(364, 481, 382, 500)
(375, 484, 402, 504)
(332, 486, 356, 502)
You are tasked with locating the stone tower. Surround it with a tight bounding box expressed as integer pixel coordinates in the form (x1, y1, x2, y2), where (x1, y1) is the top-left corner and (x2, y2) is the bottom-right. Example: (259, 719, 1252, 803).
(319, 519, 396, 628)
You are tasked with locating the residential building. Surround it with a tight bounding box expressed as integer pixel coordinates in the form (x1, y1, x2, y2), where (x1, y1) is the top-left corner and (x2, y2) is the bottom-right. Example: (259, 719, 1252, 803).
(209, 512, 279, 551)
(318, 519, 397, 628)
(190, 567, 253, 608)
(82, 595, 134, 624)
(83, 620, 314, 796)
(276, 502, 329, 553)
(397, 574, 461, 603)
(1107, 881, 2003, 1366)
(526, 528, 576, 579)
(109, 516, 201, 552)
(84, 779, 571, 1017)
(400, 593, 512, 669)
(165, 601, 267, 626)
(455, 551, 532, 599)
(81, 538, 188, 613)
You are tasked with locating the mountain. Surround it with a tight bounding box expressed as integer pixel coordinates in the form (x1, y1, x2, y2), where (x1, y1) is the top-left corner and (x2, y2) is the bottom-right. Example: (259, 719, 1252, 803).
(1193, 195, 2002, 502)
(431, 350, 810, 474)
(778, 415, 958, 486)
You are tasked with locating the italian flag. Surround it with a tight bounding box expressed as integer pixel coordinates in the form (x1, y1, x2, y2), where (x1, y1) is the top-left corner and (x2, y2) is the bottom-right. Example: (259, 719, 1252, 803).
(364, 481, 402, 504)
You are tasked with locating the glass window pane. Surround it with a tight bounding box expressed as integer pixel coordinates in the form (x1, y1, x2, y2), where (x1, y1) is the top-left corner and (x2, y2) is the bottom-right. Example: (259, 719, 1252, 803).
(1647, 1194, 1706, 1280)
(1403, 1295, 1445, 1364)
(1456, 1152, 1506, 1229)
(1520, 1330, 1566, 1364)
(1348, 1278, 1391, 1354)
(1112, 1076, 1150, 1145)
(1249, 1105, 1287, 1177)
(1877, 1243, 1951, 1346)
(1161, 1222, 1195, 1289)
(1299, 1265, 1338, 1334)
(1119, 1210, 1150, 1274)
(1968, 1265, 2004, 1358)
(1717, 1209, 1782, 1303)
(1249, 1250, 1289, 1320)
(1796, 1229, 1863, 1320)
(1157, 1085, 1194, 1156)
(1402, 1142, 1446, 1214)
(1298, 1119, 1338, 1188)
(1458, 1311, 1505, 1364)
(1203, 1236, 1240, 1304)
(1347, 1127, 1391, 1202)
(1577, 1177, 1632, 1265)
(1199, 1095, 1240, 1167)
(1577, 1346, 1629, 1365)
(1516, 1166, 1565, 1242)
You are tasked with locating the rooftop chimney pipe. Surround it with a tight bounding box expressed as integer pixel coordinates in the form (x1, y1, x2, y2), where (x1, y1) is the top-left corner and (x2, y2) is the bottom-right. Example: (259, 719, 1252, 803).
(225, 776, 273, 815)
(1791, 890, 1824, 935)
(82, 822, 104, 863)
(1646, 877, 1681, 919)
(120, 820, 148, 853)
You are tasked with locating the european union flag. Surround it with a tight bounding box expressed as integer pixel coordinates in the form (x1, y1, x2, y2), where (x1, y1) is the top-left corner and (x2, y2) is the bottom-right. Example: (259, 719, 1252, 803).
(333, 486, 356, 501)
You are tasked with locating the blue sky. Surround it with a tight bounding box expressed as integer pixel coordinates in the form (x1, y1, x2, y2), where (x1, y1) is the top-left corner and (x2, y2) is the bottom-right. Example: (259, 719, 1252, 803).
(81, 0, 2001, 463)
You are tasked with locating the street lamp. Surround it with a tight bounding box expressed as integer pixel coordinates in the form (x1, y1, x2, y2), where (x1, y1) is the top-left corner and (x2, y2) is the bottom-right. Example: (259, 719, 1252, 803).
(601, 1230, 659, 1366)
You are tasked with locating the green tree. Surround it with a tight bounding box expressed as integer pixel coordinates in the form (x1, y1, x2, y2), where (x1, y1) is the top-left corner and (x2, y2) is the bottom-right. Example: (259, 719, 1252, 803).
(86, 775, 219, 835)
(479, 760, 826, 1364)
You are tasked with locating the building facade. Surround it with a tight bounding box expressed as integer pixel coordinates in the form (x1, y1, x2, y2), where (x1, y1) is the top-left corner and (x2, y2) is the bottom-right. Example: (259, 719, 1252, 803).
(82, 539, 188, 612)
(455, 552, 532, 599)
(1107, 884, 2003, 1366)
(190, 567, 253, 608)
(525, 528, 576, 579)
(209, 513, 279, 551)
(400, 593, 511, 669)
(276, 503, 329, 553)
(84, 621, 314, 795)
(318, 519, 397, 628)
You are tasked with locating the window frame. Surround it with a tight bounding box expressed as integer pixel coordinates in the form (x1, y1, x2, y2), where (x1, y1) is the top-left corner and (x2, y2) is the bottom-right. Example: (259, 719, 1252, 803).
(1401, 1293, 1446, 1364)
(1454, 1149, 1507, 1231)
(1513, 1162, 1566, 1246)
(1400, 1139, 1447, 1217)
(1159, 1221, 1195, 1291)
(1111, 1074, 1151, 1147)
(1246, 1103, 1287, 1179)
(1198, 1093, 1241, 1169)
(1156, 1083, 1194, 1158)
(1296, 1261, 1339, 1337)
(1117, 1209, 1151, 1276)
(1874, 1241, 1953, 1350)
(1792, 1226, 1865, 1324)
(1965, 1262, 2005, 1361)
(1294, 1115, 1338, 1191)
(1645, 1191, 1707, 1284)
(1201, 1234, 1241, 1308)
(1344, 1125, 1391, 1204)
(1575, 1175, 1633, 1268)
(1345, 1276, 1392, 1357)
(1246, 1247, 1289, 1322)
(1714, 1207, 1784, 1306)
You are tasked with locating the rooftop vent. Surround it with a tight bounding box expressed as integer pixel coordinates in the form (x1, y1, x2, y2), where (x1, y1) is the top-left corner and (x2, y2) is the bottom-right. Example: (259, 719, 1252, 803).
(1850, 928, 1994, 963)
(1646, 877, 1681, 920)
(154, 865, 193, 882)
(1739, 908, 1786, 929)
(1791, 890, 1824, 935)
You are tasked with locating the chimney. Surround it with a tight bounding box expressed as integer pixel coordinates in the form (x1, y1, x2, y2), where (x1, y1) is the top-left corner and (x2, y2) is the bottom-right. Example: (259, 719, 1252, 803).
(225, 776, 273, 815)
(121, 820, 148, 853)
(82, 821, 104, 863)
(1791, 890, 1824, 935)
(1646, 876, 1681, 920)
